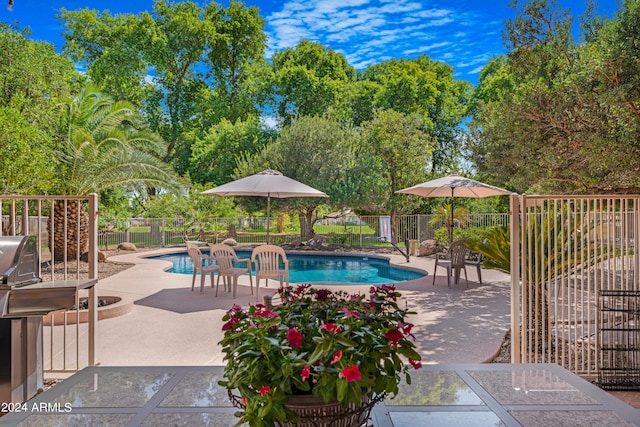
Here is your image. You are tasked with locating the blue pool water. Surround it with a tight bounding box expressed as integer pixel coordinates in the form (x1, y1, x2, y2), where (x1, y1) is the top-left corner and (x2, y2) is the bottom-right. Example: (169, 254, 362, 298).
(150, 250, 424, 285)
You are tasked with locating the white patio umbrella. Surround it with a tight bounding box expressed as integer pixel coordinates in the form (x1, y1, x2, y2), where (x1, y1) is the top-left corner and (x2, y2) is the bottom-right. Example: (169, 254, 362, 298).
(396, 174, 514, 243)
(202, 169, 328, 242)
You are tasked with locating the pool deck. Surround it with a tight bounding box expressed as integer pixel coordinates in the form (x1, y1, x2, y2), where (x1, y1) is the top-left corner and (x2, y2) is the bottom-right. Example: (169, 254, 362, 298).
(77, 245, 512, 368)
(24, 246, 640, 426)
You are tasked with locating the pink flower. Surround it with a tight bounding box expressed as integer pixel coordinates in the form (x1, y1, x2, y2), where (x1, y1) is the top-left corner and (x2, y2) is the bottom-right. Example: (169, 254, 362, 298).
(380, 284, 396, 292)
(287, 327, 303, 348)
(330, 350, 342, 365)
(259, 386, 271, 396)
(341, 307, 359, 318)
(300, 365, 311, 381)
(339, 365, 361, 382)
(239, 396, 248, 406)
(409, 358, 422, 369)
(320, 323, 342, 333)
(384, 329, 403, 346)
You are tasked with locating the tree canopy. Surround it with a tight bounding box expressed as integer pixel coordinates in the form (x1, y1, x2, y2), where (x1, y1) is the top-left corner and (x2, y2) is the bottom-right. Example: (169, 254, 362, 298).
(467, 0, 640, 194)
(3, 0, 639, 222)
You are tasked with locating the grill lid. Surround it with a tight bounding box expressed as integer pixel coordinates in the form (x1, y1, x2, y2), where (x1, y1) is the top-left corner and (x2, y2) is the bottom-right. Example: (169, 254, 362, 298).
(0, 236, 41, 288)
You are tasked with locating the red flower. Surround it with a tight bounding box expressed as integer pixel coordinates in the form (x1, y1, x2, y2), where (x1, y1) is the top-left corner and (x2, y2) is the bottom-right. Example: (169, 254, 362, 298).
(339, 365, 361, 382)
(320, 323, 342, 333)
(384, 329, 403, 346)
(316, 289, 332, 300)
(409, 358, 422, 369)
(401, 322, 414, 334)
(255, 308, 279, 318)
(330, 350, 342, 365)
(300, 365, 311, 381)
(295, 284, 311, 295)
(259, 386, 271, 396)
(239, 396, 248, 406)
(222, 317, 240, 331)
(287, 327, 303, 348)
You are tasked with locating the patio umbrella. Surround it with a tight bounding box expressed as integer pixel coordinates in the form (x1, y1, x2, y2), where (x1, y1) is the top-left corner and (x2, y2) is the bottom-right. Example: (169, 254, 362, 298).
(202, 169, 328, 242)
(396, 174, 513, 243)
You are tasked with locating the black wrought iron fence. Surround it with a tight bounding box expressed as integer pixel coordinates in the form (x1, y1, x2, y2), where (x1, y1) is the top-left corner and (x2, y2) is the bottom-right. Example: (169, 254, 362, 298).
(97, 214, 510, 249)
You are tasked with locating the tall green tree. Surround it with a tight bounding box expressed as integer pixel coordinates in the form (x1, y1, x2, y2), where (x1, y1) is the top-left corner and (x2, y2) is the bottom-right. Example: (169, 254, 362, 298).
(271, 40, 356, 125)
(59, 0, 270, 178)
(359, 56, 471, 174)
(359, 110, 433, 239)
(235, 115, 377, 239)
(189, 116, 274, 186)
(0, 24, 77, 193)
(205, 0, 268, 123)
(468, 0, 640, 194)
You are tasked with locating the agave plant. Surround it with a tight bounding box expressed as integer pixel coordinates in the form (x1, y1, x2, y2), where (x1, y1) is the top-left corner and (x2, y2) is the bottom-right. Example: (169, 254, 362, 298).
(468, 207, 602, 358)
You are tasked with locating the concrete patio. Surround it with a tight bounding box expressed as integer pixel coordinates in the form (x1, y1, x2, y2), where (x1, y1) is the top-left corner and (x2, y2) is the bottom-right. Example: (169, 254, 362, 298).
(83, 247, 512, 367)
(3, 247, 636, 426)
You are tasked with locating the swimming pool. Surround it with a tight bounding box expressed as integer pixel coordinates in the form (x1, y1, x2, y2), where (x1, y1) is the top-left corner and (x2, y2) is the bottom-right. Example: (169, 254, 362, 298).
(150, 250, 425, 285)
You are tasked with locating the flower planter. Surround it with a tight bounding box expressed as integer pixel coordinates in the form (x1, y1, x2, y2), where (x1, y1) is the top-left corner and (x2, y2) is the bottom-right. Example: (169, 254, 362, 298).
(277, 393, 380, 427)
(219, 284, 421, 427)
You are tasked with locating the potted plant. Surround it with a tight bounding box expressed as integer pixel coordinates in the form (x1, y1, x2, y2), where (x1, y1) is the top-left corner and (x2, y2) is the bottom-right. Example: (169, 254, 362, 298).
(218, 284, 422, 427)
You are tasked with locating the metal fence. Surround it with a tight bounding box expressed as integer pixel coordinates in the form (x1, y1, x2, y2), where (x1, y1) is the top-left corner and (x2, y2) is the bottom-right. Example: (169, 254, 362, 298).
(97, 213, 510, 249)
(1, 195, 99, 375)
(511, 195, 640, 380)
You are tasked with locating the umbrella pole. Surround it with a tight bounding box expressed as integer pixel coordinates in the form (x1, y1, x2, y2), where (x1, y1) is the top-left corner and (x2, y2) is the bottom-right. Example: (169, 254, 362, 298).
(266, 194, 271, 244)
(449, 188, 454, 245)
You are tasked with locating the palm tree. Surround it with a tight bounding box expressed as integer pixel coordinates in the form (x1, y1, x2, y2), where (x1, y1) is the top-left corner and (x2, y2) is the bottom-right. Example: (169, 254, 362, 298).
(49, 83, 181, 260)
(429, 203, 469, 244)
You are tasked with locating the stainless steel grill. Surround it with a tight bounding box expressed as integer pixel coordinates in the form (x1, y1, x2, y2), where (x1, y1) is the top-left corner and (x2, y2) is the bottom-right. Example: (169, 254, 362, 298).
(0, 235, 40, 288)
(0, 235, 97, 403)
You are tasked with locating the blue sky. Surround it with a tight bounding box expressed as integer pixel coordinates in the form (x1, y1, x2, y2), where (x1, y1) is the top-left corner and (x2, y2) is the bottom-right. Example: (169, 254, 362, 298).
(1, 0, 620, 83)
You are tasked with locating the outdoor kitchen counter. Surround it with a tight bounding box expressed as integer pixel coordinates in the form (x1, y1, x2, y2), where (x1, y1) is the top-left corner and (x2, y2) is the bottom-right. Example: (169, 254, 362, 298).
(1, 363, 638, 426)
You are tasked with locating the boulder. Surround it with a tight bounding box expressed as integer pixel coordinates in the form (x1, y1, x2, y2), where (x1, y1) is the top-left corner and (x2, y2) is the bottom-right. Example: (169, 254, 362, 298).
(81, 251, 107, 262)
(222, 238, 238, 246)
(307, 236, 327, 247)
(418, 239, 443, 257)
(117, 242, 137, 251)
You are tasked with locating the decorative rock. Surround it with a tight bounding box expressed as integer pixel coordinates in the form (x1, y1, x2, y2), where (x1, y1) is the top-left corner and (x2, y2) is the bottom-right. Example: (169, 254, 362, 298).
(222, 238, 238, 246)
(80, 251, 107, 262)
(290, 238, 303, 246)
(307, 236, 327, 247)
(117, 242, 137, 251)
(419, 239, 443, 257)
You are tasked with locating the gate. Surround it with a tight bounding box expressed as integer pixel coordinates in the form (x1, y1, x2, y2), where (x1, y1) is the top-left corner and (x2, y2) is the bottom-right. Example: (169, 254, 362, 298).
(511, 195, 640, 380)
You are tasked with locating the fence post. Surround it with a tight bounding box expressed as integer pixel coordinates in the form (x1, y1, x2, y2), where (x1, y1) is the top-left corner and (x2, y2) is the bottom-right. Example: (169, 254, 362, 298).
(161, 219, 166, 247)
(510, 194, 521, 363)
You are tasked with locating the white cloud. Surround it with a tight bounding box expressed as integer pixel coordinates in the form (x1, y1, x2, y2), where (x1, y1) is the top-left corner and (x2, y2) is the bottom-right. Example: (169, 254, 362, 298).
(264, 0, 505, 81)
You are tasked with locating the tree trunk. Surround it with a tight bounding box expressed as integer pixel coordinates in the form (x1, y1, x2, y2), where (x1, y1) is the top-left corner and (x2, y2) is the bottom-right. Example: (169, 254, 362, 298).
(303, 210, 316, 240)
(48, 200, 89, 261)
